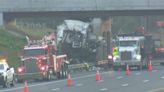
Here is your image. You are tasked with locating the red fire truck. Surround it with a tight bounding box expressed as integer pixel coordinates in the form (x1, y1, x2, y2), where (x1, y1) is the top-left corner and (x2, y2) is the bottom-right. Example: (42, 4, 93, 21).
(16, 33, 69, 82)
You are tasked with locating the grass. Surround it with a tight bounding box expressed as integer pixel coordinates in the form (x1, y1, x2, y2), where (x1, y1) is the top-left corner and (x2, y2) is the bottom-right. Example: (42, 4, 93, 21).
(155, 91, 164, 92)
(0, 28, 26, 68)
(152, 89, 164, 92)
(149, 88, 164, 92)
(0, 26, 55, 68)
(17, 26, 55, 39)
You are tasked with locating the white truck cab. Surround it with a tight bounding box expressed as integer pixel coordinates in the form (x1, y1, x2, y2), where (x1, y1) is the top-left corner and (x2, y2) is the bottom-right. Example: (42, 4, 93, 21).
(113, 35, 145, 70)
(0, 58, 15, 88)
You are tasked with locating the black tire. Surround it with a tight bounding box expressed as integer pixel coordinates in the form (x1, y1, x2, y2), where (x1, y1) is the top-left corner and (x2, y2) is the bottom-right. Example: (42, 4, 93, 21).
(57, 71, 62, 79)
(47, 73, 51, 81)
(57, 64, 68, 79)
(56, 72, 60, 79)
(3, 78, 9, 88)
(61, 64, 68, 78)
(62, 66, 68, 78)
(47, 70, 52, 81)
(61, 66, 64, 78)
(61, 70, 64, 78)
(64, 70, 68, 78)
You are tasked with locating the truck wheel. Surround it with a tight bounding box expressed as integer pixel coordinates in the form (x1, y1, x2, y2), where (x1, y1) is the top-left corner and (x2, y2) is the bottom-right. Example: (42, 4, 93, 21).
(62, 65, 68, 78)
(56, 72, 60, 79)
(11, 75, 16, 87)
(3, 78, 9, 88)
(61, 70, 64, 78)
(62, 69, 67, 78)
(57, 71, 62, 79)
(47, 73, 52, 81)
(61, 65, 67, 78)
(63, 70, 68, 78)
(47, 70, 53, 81)
(64, 64, 68, 78)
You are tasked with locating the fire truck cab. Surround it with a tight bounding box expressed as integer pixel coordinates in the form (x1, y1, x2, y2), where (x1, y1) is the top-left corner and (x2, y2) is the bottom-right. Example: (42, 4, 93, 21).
(16, 34, 69, 82)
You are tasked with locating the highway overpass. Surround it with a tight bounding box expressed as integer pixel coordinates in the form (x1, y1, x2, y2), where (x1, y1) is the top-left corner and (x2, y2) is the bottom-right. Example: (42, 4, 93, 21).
(1, 0, 164, 26)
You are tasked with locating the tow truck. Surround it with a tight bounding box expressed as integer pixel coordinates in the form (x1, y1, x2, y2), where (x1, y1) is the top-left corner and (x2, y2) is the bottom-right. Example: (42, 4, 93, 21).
(16, 33, 69, 82)
(0, 56, 15, 88)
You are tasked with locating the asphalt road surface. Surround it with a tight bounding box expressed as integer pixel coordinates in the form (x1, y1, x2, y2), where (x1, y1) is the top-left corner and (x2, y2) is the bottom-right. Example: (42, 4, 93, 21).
(1, 65, 164, 92)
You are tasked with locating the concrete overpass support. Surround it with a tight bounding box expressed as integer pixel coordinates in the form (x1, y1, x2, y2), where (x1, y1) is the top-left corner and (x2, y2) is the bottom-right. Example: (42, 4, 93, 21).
(0, 13, 16, 28)
(0, 13, 4, 26)
(5, 17, 17, 29)
(92, 17, 112, 62)
(101, 17, 112, 60)
(91, 18, 103, 62)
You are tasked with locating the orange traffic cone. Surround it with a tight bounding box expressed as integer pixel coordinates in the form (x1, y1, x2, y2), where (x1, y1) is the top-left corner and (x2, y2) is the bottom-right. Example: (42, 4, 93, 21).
(126, 64, 130, 76)
(96, 70, 101, 81)
(149, 60, 153, 72)
(67, 74, 72, 87)
(24, 81, 29, 92)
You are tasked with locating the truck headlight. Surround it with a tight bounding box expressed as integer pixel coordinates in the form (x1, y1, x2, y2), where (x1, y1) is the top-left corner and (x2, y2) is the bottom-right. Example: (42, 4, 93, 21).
(113, 56, 119, 61)
(136, 55, 141, 60)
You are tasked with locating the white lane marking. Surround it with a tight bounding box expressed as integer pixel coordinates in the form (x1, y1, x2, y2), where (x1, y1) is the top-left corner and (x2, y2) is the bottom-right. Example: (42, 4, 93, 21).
(52, 88, 60, 91)
(100, 88, 108, 91)
(122, 83, 129, 87)
(76, 83, 83, 87)
(152, 70, 157, 72)
(135, 72, 141, 75)
(143, 80, 149, 83)
(97, 80, 104, 83)
(1, 71, 108, 92)
(160, 76, 164, 79)
(117, 76, 123, 79)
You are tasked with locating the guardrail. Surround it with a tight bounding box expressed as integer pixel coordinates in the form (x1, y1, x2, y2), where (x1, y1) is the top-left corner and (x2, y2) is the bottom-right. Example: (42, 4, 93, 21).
(68, 63, 94, 73)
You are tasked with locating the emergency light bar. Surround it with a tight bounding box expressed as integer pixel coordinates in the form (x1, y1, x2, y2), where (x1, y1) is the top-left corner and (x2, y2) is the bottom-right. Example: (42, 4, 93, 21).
(118, 36, 144, 41)
(24, 45, 48, 50)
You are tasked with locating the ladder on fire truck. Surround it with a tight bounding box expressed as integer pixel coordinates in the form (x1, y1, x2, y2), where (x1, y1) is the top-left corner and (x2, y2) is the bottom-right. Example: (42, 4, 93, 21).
(25, 33, 56, 46)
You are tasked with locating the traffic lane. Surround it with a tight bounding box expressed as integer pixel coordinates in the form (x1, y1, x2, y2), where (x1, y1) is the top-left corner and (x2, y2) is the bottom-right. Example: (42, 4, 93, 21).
(56, 67, 164, 92)
(0, 70, 105, 92)
(37, 71, 126, 92)
(114, 77, 164, 92)
(100, 68, 164, 92)
(1, 70, 122, 92)
(1, 65, 164, 92)
(49, 71, 164, 92)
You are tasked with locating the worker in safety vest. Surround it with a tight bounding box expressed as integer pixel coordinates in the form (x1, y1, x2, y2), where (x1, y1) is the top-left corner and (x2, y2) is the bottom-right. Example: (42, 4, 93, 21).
(112, 46, 119, 56)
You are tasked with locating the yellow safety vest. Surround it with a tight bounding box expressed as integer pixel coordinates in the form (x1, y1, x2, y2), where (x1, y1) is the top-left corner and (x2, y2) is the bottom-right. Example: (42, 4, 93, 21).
(112, 47, 119, 56)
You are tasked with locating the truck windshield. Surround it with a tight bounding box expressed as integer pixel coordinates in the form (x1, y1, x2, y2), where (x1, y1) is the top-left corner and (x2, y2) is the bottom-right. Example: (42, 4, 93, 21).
(0, 64, 4, 70)
(119, 41, 137, 47)
(154, 40, 161, 48)
(24, 49, 46, 56)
